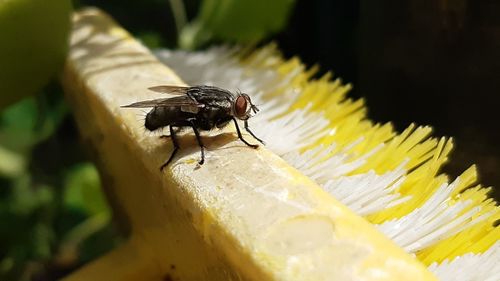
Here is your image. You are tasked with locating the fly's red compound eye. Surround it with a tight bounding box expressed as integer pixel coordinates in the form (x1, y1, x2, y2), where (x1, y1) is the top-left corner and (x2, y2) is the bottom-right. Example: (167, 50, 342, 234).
(235, 95, 248, 118)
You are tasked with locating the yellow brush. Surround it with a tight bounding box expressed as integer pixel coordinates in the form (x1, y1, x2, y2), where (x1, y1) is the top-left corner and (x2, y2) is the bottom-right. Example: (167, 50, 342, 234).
(155, 45, 499, 280)
(62, 8, 499, 281)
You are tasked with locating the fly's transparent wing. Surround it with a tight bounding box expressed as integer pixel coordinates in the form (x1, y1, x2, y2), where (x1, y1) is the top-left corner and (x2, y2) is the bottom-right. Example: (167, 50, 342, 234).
(122, 96, 205, 111)
(147, 85, 189, 95)
(121, 98, 171, 108)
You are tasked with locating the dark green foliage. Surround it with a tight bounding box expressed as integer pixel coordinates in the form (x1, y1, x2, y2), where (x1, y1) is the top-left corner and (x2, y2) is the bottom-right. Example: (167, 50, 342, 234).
(0, 84, 119, 281)
(180, 0, 295, 49)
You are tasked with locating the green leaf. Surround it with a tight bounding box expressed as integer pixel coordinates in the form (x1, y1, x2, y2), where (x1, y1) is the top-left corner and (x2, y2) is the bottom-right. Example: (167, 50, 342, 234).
(0, 0, 72, 110)
(64, 163, 108, 216)
(9, 175, 53, 215)
(0, 86, 68, 157)
(180, 0, 295, 49)
(32, 223, 54, 259)
(0, 145, 25, 178)
(137, 31, 164, 49)
(0, 98, 38, 153)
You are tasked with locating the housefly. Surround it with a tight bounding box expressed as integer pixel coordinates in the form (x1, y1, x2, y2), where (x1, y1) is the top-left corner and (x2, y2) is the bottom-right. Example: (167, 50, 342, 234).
(122, 85, 264, 170)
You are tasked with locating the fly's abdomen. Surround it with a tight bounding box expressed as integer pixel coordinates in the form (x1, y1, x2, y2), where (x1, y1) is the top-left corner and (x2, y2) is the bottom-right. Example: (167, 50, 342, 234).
(145, 107, 174, 131)
(145, 107, 194, 131)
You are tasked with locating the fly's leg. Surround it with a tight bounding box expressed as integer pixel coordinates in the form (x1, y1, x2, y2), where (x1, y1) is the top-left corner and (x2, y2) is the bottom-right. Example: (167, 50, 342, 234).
(232, 118, 258, 148)
(189, 120, 205, 165)
(186, 92, 198, 103)
(244, 120, 265, 145)
(160, 125, 179, 170)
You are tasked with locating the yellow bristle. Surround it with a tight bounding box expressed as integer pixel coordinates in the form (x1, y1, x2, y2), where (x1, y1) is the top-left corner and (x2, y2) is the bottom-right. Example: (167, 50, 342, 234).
(417, 207, 499, 264)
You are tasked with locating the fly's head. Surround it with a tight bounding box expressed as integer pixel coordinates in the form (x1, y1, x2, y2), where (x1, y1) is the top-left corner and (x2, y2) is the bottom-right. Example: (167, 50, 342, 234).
(232, 93, 259, 120)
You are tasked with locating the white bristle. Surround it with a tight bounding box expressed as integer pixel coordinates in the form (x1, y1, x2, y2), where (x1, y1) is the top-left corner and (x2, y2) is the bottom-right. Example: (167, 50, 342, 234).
(252, 108, 329, 155)
(377, 178, 489, 253)
(428, 242, 500, 281)
(323, 161, 410, 216)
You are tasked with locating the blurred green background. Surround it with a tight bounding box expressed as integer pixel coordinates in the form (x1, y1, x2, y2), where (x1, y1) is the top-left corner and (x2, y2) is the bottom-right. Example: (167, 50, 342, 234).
(1, 0, 499, 280)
